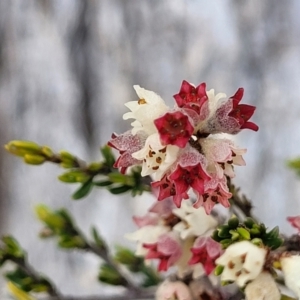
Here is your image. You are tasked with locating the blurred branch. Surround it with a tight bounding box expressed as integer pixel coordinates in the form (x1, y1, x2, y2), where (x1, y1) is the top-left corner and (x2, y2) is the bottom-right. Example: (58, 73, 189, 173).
(227, 177, 258, 222)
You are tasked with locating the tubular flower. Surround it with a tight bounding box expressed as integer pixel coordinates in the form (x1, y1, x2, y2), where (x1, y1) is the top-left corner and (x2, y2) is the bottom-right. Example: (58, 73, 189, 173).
(210, 88, 258, 134)
(172, 202, 217, 239)
(287, 215, 300, 233)
(143, 233, 182, 271)
(107, 130, 146, 174)
(189, 236, 223, 275)
(125, 225, 169, 256)
(281, 255, 300, 298)
(154, 111, 194, 148)
(152, 174, 189, 205)
(215, 241, 267, 287)
(156, 280, 192, 300)
(109, 81, 258, 213)
(123, 85, 169, 135)
(173, 80, 208, 116)
(228, 88, 259, 131)
(132, 133, 179, 181)
(194, 174, 232, 214)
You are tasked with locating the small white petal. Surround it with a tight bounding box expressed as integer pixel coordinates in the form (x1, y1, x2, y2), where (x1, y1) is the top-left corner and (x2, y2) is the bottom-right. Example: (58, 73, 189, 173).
(216, 241, 267, 287)
(245, 272, 280, 300)
(281, 255, 300, 298)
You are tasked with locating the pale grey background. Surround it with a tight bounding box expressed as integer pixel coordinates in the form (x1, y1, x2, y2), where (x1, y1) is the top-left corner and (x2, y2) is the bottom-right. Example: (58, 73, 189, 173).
(0, 0, 300, 298)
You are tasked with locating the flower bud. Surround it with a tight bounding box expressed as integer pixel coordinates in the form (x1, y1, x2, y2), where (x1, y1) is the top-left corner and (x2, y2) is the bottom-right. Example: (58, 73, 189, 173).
(156, 280, 192, 300)
(245, 272, 280, 300)
(281, 255, 300, 298)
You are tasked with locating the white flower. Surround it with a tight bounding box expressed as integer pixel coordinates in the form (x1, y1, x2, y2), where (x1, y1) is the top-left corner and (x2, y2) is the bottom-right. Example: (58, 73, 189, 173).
(125, 225, 169, 256)
(244, 272, 280, 300)
(215, 241, 267, 287)
(206, 89, 227, 118)
(172, 201, 217, 239)
(281, 255, 300, 298)
(132, 133, 179, 181)
(123, 85, 169, 135)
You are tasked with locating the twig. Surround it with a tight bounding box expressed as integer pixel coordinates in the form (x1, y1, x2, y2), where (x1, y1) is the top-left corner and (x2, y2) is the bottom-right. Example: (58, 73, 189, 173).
(9, 256, 63, 299)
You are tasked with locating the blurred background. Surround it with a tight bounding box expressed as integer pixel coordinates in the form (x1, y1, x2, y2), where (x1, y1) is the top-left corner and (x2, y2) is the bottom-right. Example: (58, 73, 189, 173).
(1, 0, 300, 298)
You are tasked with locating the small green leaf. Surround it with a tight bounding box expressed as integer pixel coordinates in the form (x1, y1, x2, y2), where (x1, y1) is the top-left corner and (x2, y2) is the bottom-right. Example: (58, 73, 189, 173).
(214, 265, 224, 276)
(100, 145, 115, 168)
(40, 146, 53, 158)
(114, 246, 141, 267)
(244, 217, 255, 229)
(218, 226, 231, 238)
(58, 171, 89, 183)
(236, 227, 251, 240)
(108, 185, 131, 195)
(93, 180, 112, 187)
(72, 178, 94, 200)
(58, 235, 86, 249)
(228, 217, 239, 229)
(91, 227, 105, 249)
(98, 263, 125, 286)
(23, 154, 46, 165)
(2, 236, 24, 258)
(35, 205, 65, 231)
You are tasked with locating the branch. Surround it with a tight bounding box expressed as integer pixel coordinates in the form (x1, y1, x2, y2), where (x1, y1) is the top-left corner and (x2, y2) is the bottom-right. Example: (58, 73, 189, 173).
(9, 256, 63, 299)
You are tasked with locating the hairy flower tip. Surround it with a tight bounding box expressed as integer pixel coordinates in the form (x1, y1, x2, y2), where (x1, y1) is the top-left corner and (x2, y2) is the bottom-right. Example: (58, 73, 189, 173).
(189, 237, 222, 275)
(152, 175, 189, 207)
(211, 88, 258, 134)
(107, 131, 146, 173)
(174, 80, 209, 116)
(194, 174, 232, 214)
(215, 241, 267, 287)
(244, 272, 280, 300)
(281, 255, 300, 298)
(287, 215, 300, 233)
(132, 213, 159, 228)
(168, 147, 211, 208)
(123, 85, 169, 135)
(156, 280, 192, 300)
(132, 133, 179, 181)
(154, 111, 194, 148)
(143, 233, 182, 271)
(173, 202, 217, 239)
(201, 138, 246, 179)
(125, 225, 169, 256)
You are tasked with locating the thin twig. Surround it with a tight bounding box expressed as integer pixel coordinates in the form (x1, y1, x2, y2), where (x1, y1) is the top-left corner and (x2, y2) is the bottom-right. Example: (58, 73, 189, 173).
(9, 256, 63, 299)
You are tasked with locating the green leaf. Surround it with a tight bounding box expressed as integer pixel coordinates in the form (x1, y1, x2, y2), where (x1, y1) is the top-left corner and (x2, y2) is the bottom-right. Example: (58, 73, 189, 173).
(108, 185, 131, 195)
(35, 205, 66, 231)
(58, 235, 86, 249)
(5, 140, 41, 157)
(228, 217, 239, 229)
(91, 227, 105, 249)
(23, 154, 46, 165)
(100, 145, 115, 168)
(98, 263, 125, 286)
(108, 173, 131, 184)
(2, 236, 24, 258)
(114, 246, 141, 267)
(218, 226, 231, 238)
(58, 171, 89, 183)
(72, 178, 94, 200)
(214, 265, 224, 276)
(93, 180, 112, 187)
(244, 217, 255, 229)
(236, 227, 251, 240)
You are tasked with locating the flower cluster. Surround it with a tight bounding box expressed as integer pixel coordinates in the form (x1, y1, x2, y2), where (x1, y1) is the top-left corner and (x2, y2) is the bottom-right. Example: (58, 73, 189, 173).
(126, 199, 222, 277)
(108, 81, 258, 213)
